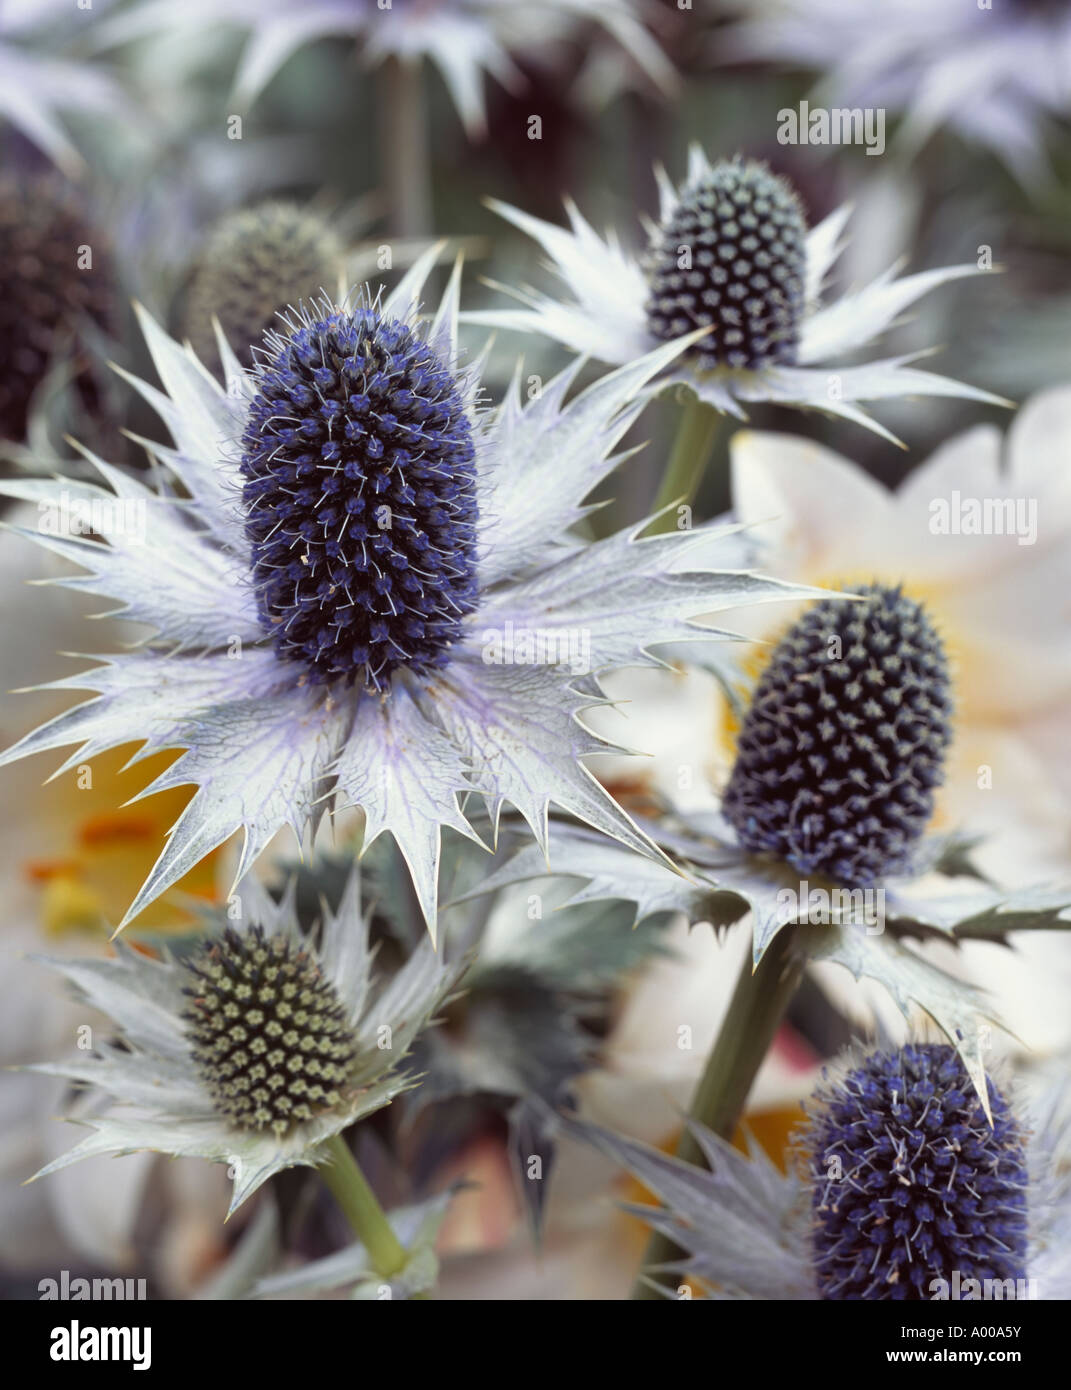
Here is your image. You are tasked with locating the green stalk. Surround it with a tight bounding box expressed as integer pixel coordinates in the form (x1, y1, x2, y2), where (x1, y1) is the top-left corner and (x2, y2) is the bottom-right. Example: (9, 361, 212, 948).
(631, 927, 804, 1299)
(380, 55, 432, 240)
(320, 1134, 408, 1279)
(646, 393, 723, 535)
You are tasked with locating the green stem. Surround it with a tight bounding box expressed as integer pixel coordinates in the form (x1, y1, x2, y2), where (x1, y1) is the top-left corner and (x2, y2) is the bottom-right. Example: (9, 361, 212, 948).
(646, 393, 723, 535)
(319, 1135, 408, 1279)
(380, 55, 432, 240)
(631, 926, 805, 1299)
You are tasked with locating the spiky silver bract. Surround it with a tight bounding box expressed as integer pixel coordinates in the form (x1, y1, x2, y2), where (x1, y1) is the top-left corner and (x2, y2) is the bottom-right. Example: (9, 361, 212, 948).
(26, 868, 454, 1216)
(467, 146, 1009, 444)
(0, 250, 817, 940)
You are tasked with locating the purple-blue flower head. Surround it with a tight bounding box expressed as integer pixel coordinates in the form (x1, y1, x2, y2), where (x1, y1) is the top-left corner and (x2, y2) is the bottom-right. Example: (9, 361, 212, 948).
(807, 1044, 1029, 1300)
(723, 584, 953, 886)
(241, 303, 479, 691)
(646, 157, 807, 372)
(0, 259, 813, 935)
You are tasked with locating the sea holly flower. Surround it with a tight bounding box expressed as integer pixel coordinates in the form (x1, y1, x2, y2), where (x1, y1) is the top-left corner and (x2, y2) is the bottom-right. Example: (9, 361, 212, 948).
(92, 0, 675, 136)
(469, 149, 1005, 442)
(720, 585, 953, 888)
(718, 0, 1071, 184)
(555, 1043, 1071, 1300)
(0, 250, 814, 936)
(806, 1045, 1028, 1300)
(25, 868, 454, 1217)
(259, 836, 674, 1263)
(632, 404, 1071, 886)
(466, 582, 1071, 1103)
(588, 395, 1071, 885)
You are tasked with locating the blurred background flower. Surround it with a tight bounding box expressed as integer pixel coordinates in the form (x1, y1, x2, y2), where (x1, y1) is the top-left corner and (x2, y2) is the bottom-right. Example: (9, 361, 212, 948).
(717, 0, 1071, 185)
(0, 0, 127, 178)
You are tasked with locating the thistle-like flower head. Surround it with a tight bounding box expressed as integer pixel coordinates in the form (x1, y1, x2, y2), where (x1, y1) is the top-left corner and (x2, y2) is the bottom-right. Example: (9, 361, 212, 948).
(723, 584, 953, 885)
(28, 869, 455, 1213)
(241, 300, 479, 689)
(0, 172, 114, 441)
(0, 252, 813, 936)
(469, 146, 1007, 443)
(646, 157, 807, 372)
(475, 555, 1070, 1094)
(182, 203, 344, 371)
(183, 925, 360, 1138)
(556, 1043, 1070, 1301)
(805, 1044, 1029, 1300)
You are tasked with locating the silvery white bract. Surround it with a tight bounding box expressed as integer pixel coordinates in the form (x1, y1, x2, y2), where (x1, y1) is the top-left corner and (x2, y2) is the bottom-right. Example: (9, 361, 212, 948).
(91, 0, 675, 136)
(469, 815, 1071, 1112)
(0, 0, 126, 177)
(719, 0, 1071, 184)
(26, 869, 453, 1217)
(468, 145, 1007, 444)
(552, 1049, 1071, 1301)
(0, 249, 814, 938)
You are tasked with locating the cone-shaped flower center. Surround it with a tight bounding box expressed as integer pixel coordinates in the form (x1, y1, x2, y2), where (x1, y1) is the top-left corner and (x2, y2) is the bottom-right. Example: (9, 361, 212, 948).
(646, 157, 807, 372)
(722, 585, 952, 885)
(240, 303, 479, 690)
(806, 1045, 1029, 1300)
(183, 927, 357, 1138)
(184, 202, 344, 370)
